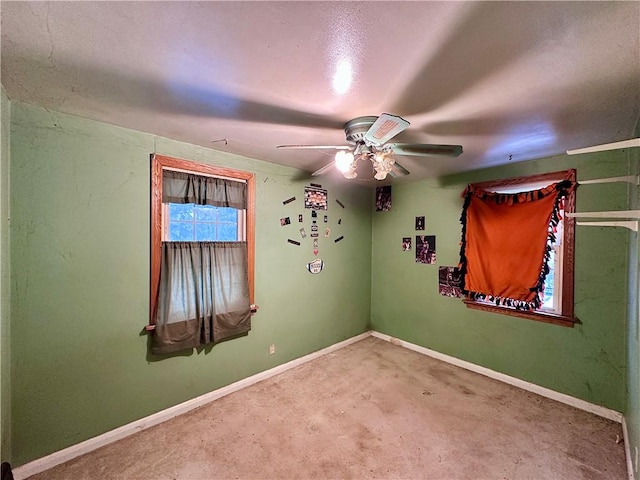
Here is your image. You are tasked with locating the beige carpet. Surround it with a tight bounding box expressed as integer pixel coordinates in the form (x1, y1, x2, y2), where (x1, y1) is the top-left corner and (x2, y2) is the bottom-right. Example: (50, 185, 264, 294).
(27, 336, 626, 479)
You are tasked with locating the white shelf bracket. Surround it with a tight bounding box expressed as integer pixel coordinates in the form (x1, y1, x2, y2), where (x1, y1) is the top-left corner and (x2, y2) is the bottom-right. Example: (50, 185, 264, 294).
(575, 221, 638, 232)
(578, 175, 640, 186)
(566, 210, 640, 219)
(567, 211, 640, 232)
(567, 138, 640, 155)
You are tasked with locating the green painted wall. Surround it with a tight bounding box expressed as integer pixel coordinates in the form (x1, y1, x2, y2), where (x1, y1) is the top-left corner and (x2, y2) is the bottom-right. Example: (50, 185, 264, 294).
(9, 102, 372, 466)
(1, 86, 11, 462)
(628, 139, 640, 475)
(371, 151, 630, 412)
(7, 96, 638, 469)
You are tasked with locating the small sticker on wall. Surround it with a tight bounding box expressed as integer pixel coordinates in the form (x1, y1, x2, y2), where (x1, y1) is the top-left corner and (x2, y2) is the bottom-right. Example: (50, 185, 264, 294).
(282, 196, 296, 205)
(325, 227, 330, 238)
(334, 235, 344, 243)
(298, 214, 303, 222)
(313, 249, 319, 256)
(299, 228, 307, 238)
(287, 239, 301, 246)
(338, 218, 342, 225)
(312, 210, 318, 218)
(336, 199, 345, 208)
(415, 216, 425, 231)
(310, 233, 319, 238)
(313, 238, 318, 248)
(402, 237, 412, 251)
(307, 258, 324, 274)
(324, 215, 328, 223)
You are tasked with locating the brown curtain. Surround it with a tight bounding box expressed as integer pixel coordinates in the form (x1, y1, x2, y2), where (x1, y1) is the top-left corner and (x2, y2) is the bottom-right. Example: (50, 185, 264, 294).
(152, 242, 251, 354)
(152, 171, 250, 355)
(459, 179, 575, 310)
(163, 170, 247, 209)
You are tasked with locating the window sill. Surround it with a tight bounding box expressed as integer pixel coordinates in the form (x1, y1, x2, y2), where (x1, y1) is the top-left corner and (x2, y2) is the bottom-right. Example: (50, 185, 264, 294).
(463, 300, 580, 327)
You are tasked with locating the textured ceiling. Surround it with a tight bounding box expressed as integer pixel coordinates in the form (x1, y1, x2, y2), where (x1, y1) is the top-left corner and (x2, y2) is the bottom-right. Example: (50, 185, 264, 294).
(1, 1, 639, 183)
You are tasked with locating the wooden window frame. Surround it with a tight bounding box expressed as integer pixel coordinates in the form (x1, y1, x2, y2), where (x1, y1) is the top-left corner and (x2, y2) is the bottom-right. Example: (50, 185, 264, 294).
(149, 154, 255, 326)
(463, 169, 579, 328)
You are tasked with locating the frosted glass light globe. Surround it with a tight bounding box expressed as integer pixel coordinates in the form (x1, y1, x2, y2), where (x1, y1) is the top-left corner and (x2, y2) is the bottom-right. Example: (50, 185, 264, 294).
(335, 150, 355, 173)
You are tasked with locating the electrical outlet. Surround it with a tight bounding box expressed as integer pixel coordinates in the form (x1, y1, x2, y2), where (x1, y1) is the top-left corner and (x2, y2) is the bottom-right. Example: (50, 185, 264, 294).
(269, 344, 275, 355)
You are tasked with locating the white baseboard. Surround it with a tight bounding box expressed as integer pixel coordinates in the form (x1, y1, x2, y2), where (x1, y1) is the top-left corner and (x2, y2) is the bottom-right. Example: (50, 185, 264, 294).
(623, 417, 636, 480)
(370, 331, 624, 423)
(13, 331, 372, 480)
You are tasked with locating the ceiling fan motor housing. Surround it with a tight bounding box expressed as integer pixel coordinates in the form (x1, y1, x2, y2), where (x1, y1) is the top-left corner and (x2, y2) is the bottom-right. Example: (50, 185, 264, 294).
(344, 116, 378, 144)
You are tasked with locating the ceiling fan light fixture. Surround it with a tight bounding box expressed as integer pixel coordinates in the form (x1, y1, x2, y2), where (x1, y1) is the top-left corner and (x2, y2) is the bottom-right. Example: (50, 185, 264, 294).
(372, 150, 394, 165)
(335, 150, 355, 173)
(373, 169, 388, 181)
(285, 113, 464, 180)
(342, 167, 358, 179)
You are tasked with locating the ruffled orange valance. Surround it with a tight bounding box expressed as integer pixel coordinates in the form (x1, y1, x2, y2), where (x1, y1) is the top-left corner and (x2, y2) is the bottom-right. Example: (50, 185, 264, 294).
(459, 178, 576, 310)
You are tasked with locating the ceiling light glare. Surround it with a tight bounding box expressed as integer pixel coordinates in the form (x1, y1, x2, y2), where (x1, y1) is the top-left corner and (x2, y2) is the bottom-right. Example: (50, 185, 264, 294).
(335, 150, 355, 173)
(332, 59, 353, 95)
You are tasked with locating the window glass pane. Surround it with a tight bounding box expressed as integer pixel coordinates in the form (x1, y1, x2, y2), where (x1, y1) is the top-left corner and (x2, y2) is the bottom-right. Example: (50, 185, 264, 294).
(169, 203, 194, 221)
(195, 223, 217, 241)
(218, 207, 239, 223)
(195, 205, 218, 222)
(218, 223, 238, 241)
(542, 249, 555, 309)
(166, 204, 239, 241)
(169, 222, 195, 241)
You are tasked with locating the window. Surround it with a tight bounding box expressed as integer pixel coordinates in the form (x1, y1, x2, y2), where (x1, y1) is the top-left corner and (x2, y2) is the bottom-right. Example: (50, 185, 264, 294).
(460, 170, 578, 327)
(149, 154, 255, 353)
(165, 204, 242, 242)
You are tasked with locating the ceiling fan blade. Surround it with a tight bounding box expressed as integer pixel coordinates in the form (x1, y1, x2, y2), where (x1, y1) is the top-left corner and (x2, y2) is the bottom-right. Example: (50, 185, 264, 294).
(388, 160, 410, 178)
(311, 161, 336, 176)
(364, 113, 410, 146)
(389, 143, 463, 157)
(276, 144, 351, 150)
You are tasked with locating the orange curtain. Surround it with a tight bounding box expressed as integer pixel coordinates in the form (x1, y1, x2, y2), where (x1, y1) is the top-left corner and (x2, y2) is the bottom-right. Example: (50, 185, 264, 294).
(459, 180, 574, 310)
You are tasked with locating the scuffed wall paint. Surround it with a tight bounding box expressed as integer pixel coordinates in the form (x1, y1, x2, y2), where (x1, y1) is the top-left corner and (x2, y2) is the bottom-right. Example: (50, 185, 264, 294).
(0, 85, 12, 463)
(627, 144, 640, 477)
(371, 151, 630, 412)
(9, 101, 372, 466)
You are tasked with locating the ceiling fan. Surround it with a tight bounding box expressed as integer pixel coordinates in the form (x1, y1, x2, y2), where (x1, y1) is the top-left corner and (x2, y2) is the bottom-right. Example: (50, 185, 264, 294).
(276, 113, 463, 180)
